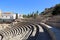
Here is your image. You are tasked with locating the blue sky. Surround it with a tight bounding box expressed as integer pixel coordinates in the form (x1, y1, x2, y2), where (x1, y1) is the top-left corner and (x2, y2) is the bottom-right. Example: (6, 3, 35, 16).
(0, 0, 60, 14)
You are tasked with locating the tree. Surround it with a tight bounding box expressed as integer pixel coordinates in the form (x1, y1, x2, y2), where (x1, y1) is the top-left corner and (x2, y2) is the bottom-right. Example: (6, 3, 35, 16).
(16, 13, 18, 19)
(33, 11, 39, 18)
(36, 11, 39, 14)
(31, 12, 34, 17)
(27, 14, 30, 18)
(52, 4, 60, 15)
(23, 11, 39, 18)
(23, 15, 27, 18)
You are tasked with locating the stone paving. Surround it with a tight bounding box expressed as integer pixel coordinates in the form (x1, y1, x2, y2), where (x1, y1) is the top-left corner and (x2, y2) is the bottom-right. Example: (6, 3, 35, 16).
(41, 23, 60, 40)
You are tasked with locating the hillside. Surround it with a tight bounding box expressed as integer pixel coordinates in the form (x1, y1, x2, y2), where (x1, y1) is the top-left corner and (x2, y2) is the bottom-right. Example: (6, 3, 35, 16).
(40, 7, 54, 16)
(40, 4, 60, 16)
(39, 4, 60, 28)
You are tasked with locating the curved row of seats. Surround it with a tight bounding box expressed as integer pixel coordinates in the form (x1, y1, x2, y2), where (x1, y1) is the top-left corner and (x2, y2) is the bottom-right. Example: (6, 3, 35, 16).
(0, 22, 52, 40)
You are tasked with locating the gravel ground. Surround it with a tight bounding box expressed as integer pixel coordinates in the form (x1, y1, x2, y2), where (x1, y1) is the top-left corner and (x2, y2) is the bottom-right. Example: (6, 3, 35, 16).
(0, 23, 10, 30)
